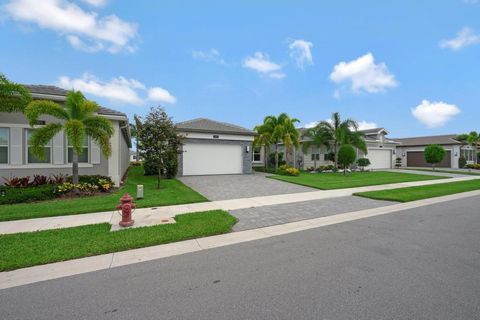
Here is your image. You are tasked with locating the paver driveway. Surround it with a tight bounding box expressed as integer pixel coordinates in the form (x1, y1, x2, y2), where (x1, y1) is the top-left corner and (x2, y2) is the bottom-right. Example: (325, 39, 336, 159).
(179, 172, 315, 200)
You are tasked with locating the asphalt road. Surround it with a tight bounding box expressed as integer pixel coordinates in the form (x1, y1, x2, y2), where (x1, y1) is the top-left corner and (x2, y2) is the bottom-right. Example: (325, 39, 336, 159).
(1, 196, 480, 320)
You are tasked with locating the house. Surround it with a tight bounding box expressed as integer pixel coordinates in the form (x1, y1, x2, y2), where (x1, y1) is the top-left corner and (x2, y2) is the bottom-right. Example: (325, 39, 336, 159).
(176, 118, 256, 176)
(393, 134, 476, 168)
(0, 85, 131, 186)
(130, 150, 141, 162)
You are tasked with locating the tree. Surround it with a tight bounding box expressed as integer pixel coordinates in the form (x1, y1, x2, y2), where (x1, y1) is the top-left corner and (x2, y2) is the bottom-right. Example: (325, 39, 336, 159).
(316, 112, 366, 168)
(356, 158, 371, 171)
(129, 114, 143, 162)
(0, 73, 32, 112)
(338, 144, 356, 175)
(24, 91, 113, 188)
(277, 115, 300, 167)
(137, 107, 181, 188)
(253, 124, 272, 169)
(301, 126, 329, 170)
(424, 144, 446, 170)
(257, 113, 299, 170)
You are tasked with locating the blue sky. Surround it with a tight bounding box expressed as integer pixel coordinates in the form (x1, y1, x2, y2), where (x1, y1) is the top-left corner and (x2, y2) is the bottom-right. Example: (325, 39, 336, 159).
(0, 0, 479, 137)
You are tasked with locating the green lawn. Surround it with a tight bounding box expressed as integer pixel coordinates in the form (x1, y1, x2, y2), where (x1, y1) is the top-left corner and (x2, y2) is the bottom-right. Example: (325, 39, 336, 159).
(0, 166, 207, 222)
(355, 179, 480, 202)
(269, 171, 448, 190)
(0, 210, 237, 271)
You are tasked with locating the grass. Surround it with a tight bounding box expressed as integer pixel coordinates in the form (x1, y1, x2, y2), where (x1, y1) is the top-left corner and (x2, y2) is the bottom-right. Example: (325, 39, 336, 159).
(0, 210, 237, 271)
(0, 166, 207, 222)
(355, 179, 480, 202)
(269, 171, 448, 190)
(402, 168, 480, 176)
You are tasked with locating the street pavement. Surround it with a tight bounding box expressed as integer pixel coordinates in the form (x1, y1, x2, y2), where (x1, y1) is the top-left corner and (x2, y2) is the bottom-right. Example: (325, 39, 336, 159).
(1, 196, 479, 320)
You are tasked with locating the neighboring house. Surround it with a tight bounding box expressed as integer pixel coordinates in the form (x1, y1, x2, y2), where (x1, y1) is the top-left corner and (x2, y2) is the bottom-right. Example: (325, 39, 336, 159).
(0, 85, 132, 186)
(129, 150, 141, 162)
(176, 118, 256, 176)
(393, 134, 476, 168)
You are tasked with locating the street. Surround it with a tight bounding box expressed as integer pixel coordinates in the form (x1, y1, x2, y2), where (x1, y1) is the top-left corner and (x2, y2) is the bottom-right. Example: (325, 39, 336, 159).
(1, 196, 480, 320)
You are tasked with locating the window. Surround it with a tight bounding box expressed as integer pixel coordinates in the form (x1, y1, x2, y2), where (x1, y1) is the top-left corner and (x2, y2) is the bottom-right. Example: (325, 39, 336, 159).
(68, 136, 89, 163)
(252, 147, 261, 162)
(27, 129, 51, 164)
(0, 128, 8, 164)
(311, 153, 320, 161)
(462, 149, 474, 161)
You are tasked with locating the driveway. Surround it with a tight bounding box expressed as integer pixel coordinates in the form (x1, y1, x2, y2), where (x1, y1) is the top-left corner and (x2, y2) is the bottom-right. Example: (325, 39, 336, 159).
(179, 172, 315, 200)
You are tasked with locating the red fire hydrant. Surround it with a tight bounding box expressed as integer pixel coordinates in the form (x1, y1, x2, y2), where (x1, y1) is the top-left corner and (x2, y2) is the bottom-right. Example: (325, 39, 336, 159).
(117, 193, 135, 227)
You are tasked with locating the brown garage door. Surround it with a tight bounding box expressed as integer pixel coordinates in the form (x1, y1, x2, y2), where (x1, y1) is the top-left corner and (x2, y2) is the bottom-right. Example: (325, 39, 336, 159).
(407, 151, 451, 168)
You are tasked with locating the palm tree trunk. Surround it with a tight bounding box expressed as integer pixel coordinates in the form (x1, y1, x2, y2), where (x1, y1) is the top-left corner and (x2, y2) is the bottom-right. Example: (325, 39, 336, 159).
(275, 143, 279, 170)
(72, 151, 79, 194)
(285, 145, 289, 166)
(334, 142, 338, 168)
(312, 146, 316, 170)
(293, 147, 296, 169)
(263, 145, 267, 170)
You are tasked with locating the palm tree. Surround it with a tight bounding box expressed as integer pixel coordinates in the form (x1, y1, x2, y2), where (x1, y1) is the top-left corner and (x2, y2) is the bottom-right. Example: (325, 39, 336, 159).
(278, 115, 300, 167)
(467, 131, 479, 164)
(0, 73, 32, 112)
(301, 126, 330, 170)
(24, 90, 114, 187)
(261, 114, 283, 169)
(129, 114, 142, 162)
(316, 112, 366, 168)
(253, 124, 272, 169)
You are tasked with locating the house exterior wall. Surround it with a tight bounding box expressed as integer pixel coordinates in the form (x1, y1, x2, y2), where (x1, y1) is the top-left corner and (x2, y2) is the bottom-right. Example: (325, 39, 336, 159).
(0, 112, 128, 185)
(177, 137, 252, 176)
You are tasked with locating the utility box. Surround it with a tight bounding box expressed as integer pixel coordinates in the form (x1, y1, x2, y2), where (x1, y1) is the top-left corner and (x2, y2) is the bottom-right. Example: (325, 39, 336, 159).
(136, 185, 144, 200)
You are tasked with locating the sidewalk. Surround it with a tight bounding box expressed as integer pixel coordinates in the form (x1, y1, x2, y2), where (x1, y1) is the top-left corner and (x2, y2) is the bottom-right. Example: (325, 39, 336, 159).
(1, 175, 478, 235)
(1, 189, 479, 290)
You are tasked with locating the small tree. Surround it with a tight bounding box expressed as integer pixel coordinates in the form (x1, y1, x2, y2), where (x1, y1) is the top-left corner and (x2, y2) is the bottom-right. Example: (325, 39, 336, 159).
(424, 144, 445, 170)
(395, 157, 402, 168)
(459, 156, 467, 168)
(337, 144, 356, 175)
(137, 107, 181, 188)
(0, 73, 32, 112)
(356, 158, 370, 172)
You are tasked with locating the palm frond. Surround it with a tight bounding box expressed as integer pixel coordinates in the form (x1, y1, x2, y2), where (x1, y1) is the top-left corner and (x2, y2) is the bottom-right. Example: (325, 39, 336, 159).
(64, 119, 86, 154)
(24, 100, 69, 125)
(83, 116, 114, 136)
(85, 127, 112, 157)
(29, 123, 63, 159)
(0, 74, 32, 112)
(65, 90, 86, 120)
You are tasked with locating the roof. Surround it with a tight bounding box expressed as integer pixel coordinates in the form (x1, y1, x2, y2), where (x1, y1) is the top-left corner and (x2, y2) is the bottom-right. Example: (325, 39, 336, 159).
(297, 126, 387, 137)
(176, 118, 256, 136)
(393, 134, 462, 147)
(22, 84, 126, 117)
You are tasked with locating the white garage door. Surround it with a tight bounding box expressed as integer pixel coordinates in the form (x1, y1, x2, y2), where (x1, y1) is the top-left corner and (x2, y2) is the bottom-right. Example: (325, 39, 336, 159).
(183, 143, 243, 176)
(367, 149, 392, 169)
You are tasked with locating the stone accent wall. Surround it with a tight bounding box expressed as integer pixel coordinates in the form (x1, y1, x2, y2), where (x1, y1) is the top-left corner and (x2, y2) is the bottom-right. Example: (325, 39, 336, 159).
(177, 138, 252, 176)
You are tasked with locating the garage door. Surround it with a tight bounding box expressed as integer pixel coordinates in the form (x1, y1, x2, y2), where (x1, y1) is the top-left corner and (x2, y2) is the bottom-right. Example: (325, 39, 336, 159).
(367, 149, 392, 169)
(182, 143, 243, 175)
(407, 151, 451, 168)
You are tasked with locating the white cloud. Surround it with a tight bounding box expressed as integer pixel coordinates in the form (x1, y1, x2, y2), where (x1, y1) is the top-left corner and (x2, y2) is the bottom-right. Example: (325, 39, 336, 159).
(57, 73, 176, 105)
(289, 39, 313, 69)
(439, 27, 480, 51)
(243, 52, 285, 79)
(81, 0, 107, 7)
(192, 48, 227, 65)
(304, 121, 319, 128)
(3, 0, 137, 53)
(148, 87, 177, 104)
(357, 121, 378, 130)
(411, 100, 460, 128)
(464, 0, 479, 4)
(330, 53, 397, 94)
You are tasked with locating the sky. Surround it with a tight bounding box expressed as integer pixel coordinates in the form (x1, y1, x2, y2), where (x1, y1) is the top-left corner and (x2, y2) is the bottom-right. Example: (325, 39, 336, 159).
(0, 0, 479, 138)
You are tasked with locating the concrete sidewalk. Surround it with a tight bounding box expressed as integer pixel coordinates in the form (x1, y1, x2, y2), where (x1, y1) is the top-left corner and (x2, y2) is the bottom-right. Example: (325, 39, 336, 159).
(0, 175, 478, 235)
(1, 189, 479, 290)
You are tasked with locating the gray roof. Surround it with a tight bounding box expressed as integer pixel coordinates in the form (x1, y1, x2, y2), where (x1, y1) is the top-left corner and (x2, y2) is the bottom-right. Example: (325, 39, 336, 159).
(297, 126, 386, 136)
(23, 84, 126, 117)
(393, 134, 462, 147)
(176, 118, 256, 136)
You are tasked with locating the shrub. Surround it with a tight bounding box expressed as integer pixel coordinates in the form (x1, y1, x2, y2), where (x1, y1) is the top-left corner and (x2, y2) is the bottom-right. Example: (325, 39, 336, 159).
(338, 144, 356, 174)
(395, 157, 402, 168)
(459, 156, 467, 168)
(31, 175, 49, 186)
(356, 158, 371, 171)
(268, 152, 286, 167)
(277, 165, 300, 176)
(130, 161, 142, 167)
(143, 159, 159, 176)
(49, 174, 67, 185)
(3, 176, 30, 188)
(66, 175, 114, 192)
(164, 151, 178, 179)
(253, 166, 276, 174)
(466, 164, 480, 170)
(0, 184, 55, 205)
